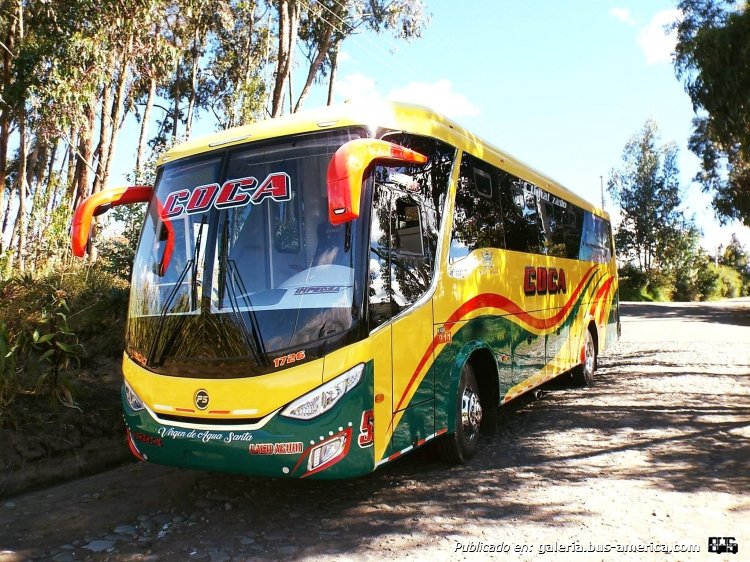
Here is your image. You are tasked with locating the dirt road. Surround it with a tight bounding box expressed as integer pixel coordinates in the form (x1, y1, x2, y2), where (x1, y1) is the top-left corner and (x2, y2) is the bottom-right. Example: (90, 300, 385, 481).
(1, 300, 749, 561)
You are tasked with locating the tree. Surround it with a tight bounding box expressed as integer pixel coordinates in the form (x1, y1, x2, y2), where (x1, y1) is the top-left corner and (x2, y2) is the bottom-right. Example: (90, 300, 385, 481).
(203, 0, 269, 130)
(720, 233, 750, 277)
(608, 120, 683, 273)
(0, 0, 432, 275)
(293, 0, 430, 112)
(662, 218, 715, 301)
(674, 0, 750, 226)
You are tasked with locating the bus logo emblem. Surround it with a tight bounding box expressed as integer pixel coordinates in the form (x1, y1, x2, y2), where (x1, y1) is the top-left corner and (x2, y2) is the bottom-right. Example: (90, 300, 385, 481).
(194, 389, 210, 410)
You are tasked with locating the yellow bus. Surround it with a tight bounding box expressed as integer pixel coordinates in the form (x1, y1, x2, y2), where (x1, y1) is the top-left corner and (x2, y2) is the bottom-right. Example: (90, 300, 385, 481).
(72, 102, 620, 478)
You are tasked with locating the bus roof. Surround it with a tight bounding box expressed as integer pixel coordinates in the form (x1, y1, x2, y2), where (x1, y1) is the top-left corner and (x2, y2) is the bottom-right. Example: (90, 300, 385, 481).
(159, 101, 607, 219)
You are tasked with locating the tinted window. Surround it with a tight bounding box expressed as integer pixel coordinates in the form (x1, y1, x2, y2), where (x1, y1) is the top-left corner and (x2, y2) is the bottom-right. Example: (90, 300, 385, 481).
(579, 212, 612, 263)
(450, 154, 505, 262)
(499, 173, 546, 254)
(368, 134, 455, 330)
(451, 152, 592, 260)
(547, 202, 583, 259)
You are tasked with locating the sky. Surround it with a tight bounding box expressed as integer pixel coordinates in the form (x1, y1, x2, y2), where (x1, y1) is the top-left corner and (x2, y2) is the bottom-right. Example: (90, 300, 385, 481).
(315, 0, 750, 252)
(117, 0, 750, 253)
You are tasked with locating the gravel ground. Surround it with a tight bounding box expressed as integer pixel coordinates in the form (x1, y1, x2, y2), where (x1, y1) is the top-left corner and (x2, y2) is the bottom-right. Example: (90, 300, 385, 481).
(1, 299, 749, 562)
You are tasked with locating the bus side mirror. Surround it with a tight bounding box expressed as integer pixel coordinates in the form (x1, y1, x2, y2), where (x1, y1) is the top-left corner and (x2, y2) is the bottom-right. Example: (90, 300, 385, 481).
(71, 185, 153, 257)
(326, 138, 427, 225)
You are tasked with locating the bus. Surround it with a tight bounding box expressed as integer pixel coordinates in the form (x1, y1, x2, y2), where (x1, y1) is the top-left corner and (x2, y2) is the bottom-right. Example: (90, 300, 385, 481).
(71, 102, 620, 479)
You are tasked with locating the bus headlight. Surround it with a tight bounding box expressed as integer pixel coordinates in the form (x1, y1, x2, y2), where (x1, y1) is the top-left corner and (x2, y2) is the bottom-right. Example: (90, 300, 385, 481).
(281, 364, 364, 420)
(124, 380, 145, 412)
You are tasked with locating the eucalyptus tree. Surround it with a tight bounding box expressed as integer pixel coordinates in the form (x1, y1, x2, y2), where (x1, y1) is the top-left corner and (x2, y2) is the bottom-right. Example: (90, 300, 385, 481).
(2, 0, 109, 269)
(674, 0, 750, 226)
(131, 3, 179, 182)
(0, 3, 17, 253)
(271, 0, 430, 117)
(203, 0, 269, 130)
(608, 120, 683, 273)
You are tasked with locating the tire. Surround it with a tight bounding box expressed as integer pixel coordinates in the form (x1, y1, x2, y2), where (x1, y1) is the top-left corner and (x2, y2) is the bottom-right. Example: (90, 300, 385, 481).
(573, 328, 597, 386)
(437, 363, 482, 463)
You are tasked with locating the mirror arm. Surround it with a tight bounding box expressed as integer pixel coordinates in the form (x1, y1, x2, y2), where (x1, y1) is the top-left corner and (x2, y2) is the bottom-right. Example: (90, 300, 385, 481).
(71, 185, 153, 257)
(326, 138, 427, 225)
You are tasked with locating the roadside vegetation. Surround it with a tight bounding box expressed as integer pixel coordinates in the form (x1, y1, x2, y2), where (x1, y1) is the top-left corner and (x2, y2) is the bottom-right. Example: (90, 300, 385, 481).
(608, 120, 750, 302)
(608, 0, 750, 302)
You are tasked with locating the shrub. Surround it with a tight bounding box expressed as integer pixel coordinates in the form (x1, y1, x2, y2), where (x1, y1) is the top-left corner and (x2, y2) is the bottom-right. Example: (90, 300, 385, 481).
(0, 262, 130, 403)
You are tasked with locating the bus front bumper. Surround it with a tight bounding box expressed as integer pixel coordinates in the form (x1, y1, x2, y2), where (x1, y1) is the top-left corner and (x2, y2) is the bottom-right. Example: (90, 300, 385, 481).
(122, 363, 375, 480)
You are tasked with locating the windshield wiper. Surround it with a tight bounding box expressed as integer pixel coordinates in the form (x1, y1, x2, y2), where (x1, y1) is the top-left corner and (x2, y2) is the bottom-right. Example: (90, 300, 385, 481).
(219, 217, 268, 367)
(146, 215, 206, 365)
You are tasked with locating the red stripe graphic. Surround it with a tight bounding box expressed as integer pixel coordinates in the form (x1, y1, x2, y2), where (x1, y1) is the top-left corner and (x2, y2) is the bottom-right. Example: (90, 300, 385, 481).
(393, 264, 602, 413)
(593, 276, 615, 325)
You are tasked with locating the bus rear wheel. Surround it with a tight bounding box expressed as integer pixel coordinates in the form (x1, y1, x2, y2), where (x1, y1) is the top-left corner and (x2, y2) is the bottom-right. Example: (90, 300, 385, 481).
(438, 363, 482, 463)
(573, 328, 597, 386)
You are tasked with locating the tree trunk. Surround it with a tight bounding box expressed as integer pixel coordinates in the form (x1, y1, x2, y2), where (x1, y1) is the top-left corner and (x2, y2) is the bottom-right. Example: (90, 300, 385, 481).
(172, 62, 181, 140)
(102, 45, 130, 191)
(294, 23, 334, 113)
(24, 137, 43, 256)
(135, 75, 156, 181)
(327, 47, 338, 106)
(72, 99, 96, 210)
(0, 13, 16, 253)
(65, 127, 77, 201)
(271, 0, 300, 117)
(185, 27, 200, 138)
(92, 52, 116, 196)
(14, 114, 28, 272)
(45, 140, 62, 218)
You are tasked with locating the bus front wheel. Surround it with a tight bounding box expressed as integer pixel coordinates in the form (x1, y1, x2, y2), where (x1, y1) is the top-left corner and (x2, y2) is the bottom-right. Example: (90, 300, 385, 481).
(573, 328, 597, 386)
(438, 363, 482, 463)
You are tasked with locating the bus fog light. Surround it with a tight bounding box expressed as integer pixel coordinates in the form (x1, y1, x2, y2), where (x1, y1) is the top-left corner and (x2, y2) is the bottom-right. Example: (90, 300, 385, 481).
(308, 434, 347, 472)
(124, 380, 145, 412)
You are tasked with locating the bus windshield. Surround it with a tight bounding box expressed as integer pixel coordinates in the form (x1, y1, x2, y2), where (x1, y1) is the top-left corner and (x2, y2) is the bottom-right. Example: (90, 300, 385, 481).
(126, 129, 366, 378)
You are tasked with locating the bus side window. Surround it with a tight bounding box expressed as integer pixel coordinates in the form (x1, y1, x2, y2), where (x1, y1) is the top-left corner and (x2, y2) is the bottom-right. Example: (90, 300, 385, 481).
(450, 153, 505, 263)
(369, 185, 392, 330)
(499, 172, 546, 255)
(393, 196, 425, 257)
(579, 212, 612, 263)
(368, 133, 455, 330)
(560, 204, 584, 259)
(368, 186, 433, 331)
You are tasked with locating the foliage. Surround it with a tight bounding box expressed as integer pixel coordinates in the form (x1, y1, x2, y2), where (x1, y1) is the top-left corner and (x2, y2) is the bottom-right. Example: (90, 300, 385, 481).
(1, 0, 431, 277)
(616, 224, 749, 302)
(719, 233, 750, 275)
(0, 263, 130, 405)
(608, 121, 750, 302)
(28, 294, 84, 401)
(707, 263, 746, 299)
(97, 204, 147, 280)
(608, 120, 683, 273)
(617, 263, 676, 302)
(663, 219, 715, 301)
(674, 0, 750, 226)
(0, 321, 21, 408)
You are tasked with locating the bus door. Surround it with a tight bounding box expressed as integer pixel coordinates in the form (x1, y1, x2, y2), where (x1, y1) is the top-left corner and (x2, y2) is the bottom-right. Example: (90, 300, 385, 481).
(369, 180, 435, 457)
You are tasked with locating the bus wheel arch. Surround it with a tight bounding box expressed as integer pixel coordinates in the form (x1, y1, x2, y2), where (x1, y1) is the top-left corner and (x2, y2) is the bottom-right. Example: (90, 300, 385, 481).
(574, 322, 598, 386)
(438, 345, 499, 463)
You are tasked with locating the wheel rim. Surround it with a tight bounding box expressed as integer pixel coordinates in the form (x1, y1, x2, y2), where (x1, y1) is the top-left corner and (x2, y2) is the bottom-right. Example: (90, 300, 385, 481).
(461, 385, 482, 441)
(584, 333, 595, 375)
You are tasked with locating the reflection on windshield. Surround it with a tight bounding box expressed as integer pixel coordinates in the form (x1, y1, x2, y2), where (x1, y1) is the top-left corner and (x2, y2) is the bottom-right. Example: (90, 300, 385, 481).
(126, 130, 365, 377)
